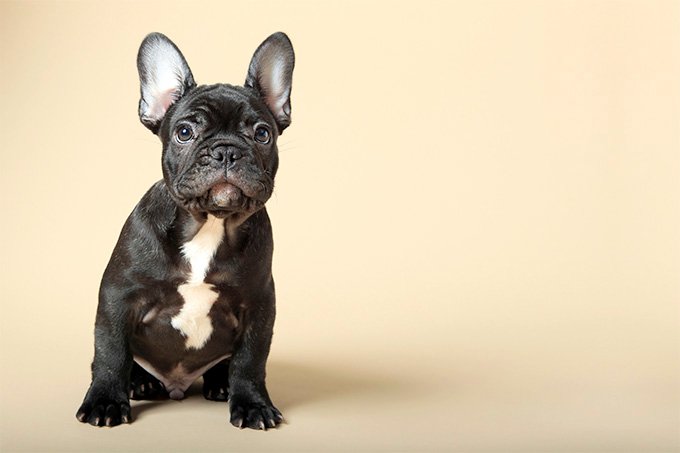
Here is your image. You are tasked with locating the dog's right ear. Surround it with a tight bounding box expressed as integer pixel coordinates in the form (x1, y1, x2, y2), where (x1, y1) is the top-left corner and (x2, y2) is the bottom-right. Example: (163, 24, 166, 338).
(137, 33, 196, 134)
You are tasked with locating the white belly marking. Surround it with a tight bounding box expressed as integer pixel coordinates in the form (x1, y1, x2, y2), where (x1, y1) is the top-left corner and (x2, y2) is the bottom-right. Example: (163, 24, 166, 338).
(171, 215, 224, 350)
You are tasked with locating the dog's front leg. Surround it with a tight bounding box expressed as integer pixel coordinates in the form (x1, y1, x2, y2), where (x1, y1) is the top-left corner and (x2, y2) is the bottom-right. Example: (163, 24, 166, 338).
(76, 287, 132, 427)
(228, 284, 283, 430)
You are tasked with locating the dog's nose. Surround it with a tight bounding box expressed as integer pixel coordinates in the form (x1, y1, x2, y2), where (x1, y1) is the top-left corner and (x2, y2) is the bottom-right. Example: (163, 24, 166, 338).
(209, 145, 242, 167)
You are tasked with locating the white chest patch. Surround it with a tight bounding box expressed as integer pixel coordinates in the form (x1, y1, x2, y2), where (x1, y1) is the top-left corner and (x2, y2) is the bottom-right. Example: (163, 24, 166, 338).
(171, 215, 225, 349)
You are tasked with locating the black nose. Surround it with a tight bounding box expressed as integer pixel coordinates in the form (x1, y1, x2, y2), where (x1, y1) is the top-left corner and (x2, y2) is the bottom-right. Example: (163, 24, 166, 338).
(209, 145, 242, 166)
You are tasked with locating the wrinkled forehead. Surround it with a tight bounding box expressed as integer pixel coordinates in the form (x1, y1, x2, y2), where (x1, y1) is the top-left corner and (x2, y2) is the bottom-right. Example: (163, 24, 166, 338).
(170, 84, 272, 129)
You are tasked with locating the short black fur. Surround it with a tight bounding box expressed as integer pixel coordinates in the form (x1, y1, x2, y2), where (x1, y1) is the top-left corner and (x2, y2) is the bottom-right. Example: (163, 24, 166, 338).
(76, 32, 294, 430)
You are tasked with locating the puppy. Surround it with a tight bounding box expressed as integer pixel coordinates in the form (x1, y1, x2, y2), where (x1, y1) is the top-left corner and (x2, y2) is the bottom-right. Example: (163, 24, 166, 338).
(76, 32, 294, 430)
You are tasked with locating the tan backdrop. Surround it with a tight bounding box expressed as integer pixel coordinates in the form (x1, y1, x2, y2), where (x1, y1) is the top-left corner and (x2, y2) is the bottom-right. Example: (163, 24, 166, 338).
(1, 1, 678, 451)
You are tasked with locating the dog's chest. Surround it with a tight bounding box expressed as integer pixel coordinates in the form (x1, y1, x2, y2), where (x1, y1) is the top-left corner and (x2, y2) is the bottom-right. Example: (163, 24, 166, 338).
(171, 214, 227, 349)
(130, 215, 239, 396)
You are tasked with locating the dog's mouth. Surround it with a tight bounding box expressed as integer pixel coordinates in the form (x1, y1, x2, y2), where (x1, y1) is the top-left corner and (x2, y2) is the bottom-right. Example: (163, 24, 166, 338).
(174, 177, 269, 219)
(210, 181, 244, 208)
(201, 181, 264, 218)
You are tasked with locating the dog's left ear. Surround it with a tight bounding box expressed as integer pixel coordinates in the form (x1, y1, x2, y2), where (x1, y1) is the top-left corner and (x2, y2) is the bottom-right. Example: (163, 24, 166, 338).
(245, 32, 295, 133)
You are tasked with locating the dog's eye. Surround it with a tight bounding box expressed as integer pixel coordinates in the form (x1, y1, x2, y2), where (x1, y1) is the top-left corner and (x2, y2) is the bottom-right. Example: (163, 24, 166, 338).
(176, 125, 194, 143)
(254, 126, 270, 144)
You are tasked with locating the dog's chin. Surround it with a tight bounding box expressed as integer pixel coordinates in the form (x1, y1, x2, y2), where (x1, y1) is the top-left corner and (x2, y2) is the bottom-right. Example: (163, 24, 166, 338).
(200, 182, 265, 219)
(173, 180, 268, 219)
(210, 182, 244, 208)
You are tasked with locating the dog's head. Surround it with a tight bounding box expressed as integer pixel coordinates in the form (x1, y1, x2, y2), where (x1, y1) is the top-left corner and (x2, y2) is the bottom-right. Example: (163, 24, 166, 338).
(137, 32, 294, 219)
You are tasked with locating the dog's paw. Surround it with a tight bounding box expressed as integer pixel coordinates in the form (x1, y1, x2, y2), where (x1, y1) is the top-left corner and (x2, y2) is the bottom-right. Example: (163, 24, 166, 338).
(76, 397, 131, 427)
(129, 361, 166, 400)
(129, 376, 165, 400)
(202, 358, 230, 402)
(229, 399, 283, 430)
(203, 380, 228, 401)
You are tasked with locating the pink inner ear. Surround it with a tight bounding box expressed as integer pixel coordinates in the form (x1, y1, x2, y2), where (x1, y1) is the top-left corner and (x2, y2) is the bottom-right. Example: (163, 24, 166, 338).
(261, 56, 290, 119)
(148, 87, 178, 121)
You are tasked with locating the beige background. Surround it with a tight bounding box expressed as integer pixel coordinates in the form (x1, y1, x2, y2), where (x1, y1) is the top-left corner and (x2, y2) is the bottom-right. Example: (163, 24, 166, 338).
(1, 1, 678, 451)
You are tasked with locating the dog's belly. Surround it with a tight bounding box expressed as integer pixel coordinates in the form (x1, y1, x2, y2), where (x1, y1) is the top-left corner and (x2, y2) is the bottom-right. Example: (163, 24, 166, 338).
(130, 292, 239, 399)
(133, 354, 229, 400)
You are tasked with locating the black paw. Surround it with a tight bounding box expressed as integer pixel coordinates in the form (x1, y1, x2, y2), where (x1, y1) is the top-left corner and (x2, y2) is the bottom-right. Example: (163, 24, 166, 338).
(203, 380, 228, 401)
(129, 361, 166, 400)
(202, 358, 230, 402)
(129, 377, 165, 400)
(76, 396, 131, 427)
(229, 399, 283, 430)
(129, 380, 164, 400)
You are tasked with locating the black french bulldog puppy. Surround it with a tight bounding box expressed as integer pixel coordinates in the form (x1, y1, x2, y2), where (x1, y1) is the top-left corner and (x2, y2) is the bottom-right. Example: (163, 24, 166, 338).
(76, 32, 294, 430)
